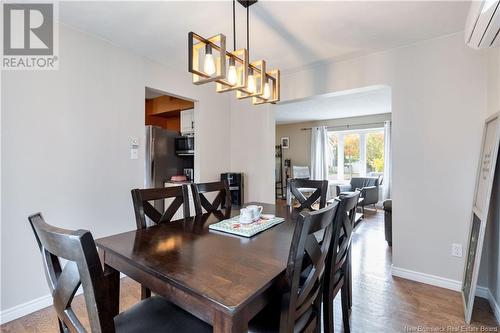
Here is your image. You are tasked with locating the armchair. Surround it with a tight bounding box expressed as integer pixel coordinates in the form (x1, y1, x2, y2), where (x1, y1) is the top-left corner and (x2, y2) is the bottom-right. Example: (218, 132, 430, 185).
(336, 177, 380, 211)
(383, 199, 392, 246)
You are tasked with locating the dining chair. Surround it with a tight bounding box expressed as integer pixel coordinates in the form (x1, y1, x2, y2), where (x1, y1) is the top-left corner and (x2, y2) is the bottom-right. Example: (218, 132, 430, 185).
(131, 185, 189, 299)
(248, 201, 339, 333)
(191, 180, 231, 217)
(289, 179, 329, 211)
(322, 191, 360, 333)
(28, 213, 211, 333)
(131, 186, 190, 229)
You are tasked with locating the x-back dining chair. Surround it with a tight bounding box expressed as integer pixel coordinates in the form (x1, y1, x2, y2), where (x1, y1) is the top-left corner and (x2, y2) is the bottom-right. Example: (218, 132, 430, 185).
(191, 180, 231, 218)
(131, 186, 190, 229)
(289, 179, 329, 211)
(131, 185, 190, 299)
(28, 213, 211, 333)
(322, 191, 360, 333)
(248, 201, 339, 333)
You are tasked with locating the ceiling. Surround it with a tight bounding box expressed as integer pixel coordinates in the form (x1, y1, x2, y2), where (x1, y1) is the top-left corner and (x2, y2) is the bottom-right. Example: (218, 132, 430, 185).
(274, 86, 391, 124)
(59, 1, 471, 72)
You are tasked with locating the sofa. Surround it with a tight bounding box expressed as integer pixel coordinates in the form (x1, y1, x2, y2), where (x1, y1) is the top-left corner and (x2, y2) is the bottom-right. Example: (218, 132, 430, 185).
(335, 177, 380, 210)
(383, 199, 392, 246)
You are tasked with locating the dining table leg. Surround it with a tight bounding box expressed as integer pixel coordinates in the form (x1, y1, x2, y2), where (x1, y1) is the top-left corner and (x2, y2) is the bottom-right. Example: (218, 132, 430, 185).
(213, 310, 248, 333)
(102, 263, 120, 320)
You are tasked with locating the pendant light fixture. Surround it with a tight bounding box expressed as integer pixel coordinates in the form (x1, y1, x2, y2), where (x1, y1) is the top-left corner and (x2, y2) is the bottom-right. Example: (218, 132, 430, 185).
(227, 0, 238, 85)
(245, 6, 255, 93)
(203, 44, 216, 76)
(188, 0, 279, 104)
(216, 0, 248, 93)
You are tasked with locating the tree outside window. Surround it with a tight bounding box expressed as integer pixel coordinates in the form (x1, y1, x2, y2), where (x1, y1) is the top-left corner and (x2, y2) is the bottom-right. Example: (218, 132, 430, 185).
(366, 131, 384, 174)
(344, 134, 360, 179)
(327, 128, 385, 181)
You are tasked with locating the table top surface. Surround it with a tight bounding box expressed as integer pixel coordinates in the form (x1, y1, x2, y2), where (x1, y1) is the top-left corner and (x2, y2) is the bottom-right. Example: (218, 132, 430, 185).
(95, 202, 298, 313)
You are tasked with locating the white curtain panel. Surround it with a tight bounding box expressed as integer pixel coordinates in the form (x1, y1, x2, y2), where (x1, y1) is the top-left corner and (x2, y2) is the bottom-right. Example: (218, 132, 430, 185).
(310, 126, 329, 181)
(383, 120, 392, 200)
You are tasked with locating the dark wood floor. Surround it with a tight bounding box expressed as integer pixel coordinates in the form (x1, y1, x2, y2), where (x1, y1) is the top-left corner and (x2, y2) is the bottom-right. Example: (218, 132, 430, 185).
(1, 207, 498, 332)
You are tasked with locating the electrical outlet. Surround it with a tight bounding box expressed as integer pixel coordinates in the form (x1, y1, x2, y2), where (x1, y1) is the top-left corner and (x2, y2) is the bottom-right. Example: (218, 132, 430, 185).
(452, 243, 463, 257)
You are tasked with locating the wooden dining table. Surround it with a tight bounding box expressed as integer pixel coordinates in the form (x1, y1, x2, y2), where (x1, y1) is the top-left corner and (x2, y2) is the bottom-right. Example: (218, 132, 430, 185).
(95, 202, 299, 333)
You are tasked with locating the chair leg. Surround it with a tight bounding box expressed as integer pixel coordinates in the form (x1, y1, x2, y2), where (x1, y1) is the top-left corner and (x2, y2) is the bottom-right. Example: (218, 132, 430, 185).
(341, 285, 351, 333)
(347, 252, 352, 310)
(322, 288, 334, 333)
(141, 285, 151, 299)
(58, 319, 68, 333)
(313, 293, 322, 333)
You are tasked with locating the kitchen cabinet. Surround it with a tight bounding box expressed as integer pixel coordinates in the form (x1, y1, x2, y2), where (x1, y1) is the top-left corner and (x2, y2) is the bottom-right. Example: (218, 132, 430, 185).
(180, 109, 194, 135)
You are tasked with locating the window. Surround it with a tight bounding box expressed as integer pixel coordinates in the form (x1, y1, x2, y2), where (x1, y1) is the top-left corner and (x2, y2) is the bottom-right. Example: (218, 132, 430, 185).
(343, 133, 360, 180)
(328, 128, 384, 181)
(328, 133, 339, 180)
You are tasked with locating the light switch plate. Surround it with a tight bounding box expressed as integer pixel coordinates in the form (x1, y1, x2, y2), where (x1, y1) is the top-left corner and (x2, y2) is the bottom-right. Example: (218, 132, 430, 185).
(130, 148, 138, 160)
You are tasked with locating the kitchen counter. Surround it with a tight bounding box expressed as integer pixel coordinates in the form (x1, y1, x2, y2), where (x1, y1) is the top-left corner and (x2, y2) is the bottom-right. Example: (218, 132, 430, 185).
(165, 180, 193, 185)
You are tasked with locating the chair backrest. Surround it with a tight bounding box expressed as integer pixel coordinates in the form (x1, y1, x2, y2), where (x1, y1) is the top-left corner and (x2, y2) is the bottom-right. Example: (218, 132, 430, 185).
(328, 191, 360, 278)
(191, 180, 231, 217)
(292, 166, 310, 179)
(131, 185, 190, 229)
(350, 177, 379, 189)
(289, 179, 329, 210)
(279, 202, 338, 332)
(28, 213, 115, 333)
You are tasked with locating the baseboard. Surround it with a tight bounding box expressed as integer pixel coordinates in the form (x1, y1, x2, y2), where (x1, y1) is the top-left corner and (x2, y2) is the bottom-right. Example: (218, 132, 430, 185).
(0, 294, 54, 325)
(476, 287, 500, 324)
(0, 273, 126, 325)
(392, 266, 500, 324)
(476, 286, 490, 299)
(489, 290, 500, 324)
(391, 265, 462, 291)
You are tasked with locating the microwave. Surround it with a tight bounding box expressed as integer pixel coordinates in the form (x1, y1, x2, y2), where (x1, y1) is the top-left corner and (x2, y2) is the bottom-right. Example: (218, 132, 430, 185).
(175, 136, 194, 156)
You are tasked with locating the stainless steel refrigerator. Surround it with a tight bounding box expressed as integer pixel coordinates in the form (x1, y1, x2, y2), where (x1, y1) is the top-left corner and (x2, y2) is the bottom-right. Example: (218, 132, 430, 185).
(145, 125, 184, 212)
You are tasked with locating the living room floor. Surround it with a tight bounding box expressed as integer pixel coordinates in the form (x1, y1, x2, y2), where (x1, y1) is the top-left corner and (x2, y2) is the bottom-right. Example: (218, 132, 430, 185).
(1, 207, 498, 332)
(336, 206, 498, 332)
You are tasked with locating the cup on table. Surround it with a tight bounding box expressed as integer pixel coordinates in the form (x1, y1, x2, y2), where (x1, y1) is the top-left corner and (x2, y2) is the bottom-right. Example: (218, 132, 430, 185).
(246, 205, 263, 221)
(239, 208, 254, 224)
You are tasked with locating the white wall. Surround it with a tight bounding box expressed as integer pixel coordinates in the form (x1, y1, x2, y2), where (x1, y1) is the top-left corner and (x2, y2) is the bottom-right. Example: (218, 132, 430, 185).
(229, 100, 275, 204)
(0, 24, 230, 316)
(261, 33, 492, 285)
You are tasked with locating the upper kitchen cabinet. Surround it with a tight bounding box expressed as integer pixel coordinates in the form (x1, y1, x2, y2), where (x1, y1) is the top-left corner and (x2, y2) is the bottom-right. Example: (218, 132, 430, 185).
(180, 109, 194, 135)
(145, 90, 194, 133)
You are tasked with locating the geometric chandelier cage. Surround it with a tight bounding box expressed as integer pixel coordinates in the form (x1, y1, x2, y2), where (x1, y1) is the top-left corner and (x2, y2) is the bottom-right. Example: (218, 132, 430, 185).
(188, 0, 280, 105)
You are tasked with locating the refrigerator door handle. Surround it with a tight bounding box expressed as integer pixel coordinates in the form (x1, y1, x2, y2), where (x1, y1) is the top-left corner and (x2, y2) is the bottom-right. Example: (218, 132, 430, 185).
(150, 136, 155, 187)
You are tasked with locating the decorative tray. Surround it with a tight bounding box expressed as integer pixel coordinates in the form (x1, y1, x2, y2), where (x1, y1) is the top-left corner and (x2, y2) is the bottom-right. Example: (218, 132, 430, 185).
(209, 215, 285, 237)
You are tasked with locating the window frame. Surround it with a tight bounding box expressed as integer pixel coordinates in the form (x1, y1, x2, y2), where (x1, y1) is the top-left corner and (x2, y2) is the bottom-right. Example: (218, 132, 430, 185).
(327, 127, 384, 181)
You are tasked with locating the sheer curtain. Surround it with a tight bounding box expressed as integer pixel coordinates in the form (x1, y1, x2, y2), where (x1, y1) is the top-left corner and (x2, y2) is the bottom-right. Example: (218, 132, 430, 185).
(310, 126, 329, 180)
(382, 120, 392, 200)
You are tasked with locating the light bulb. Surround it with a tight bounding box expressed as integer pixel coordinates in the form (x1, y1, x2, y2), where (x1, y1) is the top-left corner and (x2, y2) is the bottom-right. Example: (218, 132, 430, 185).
(247, 68, 255, 93)
(227, 58, 238, 85)
(204, 45, 216, 76)
(263, 81, 271, 99)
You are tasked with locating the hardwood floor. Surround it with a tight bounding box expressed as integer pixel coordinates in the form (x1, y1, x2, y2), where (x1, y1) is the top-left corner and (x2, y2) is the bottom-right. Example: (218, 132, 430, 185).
(1, 208, 498, 332)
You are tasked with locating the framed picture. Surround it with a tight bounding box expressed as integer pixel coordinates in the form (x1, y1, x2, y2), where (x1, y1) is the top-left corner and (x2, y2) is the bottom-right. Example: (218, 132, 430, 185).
(281, 137, 289, 149)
